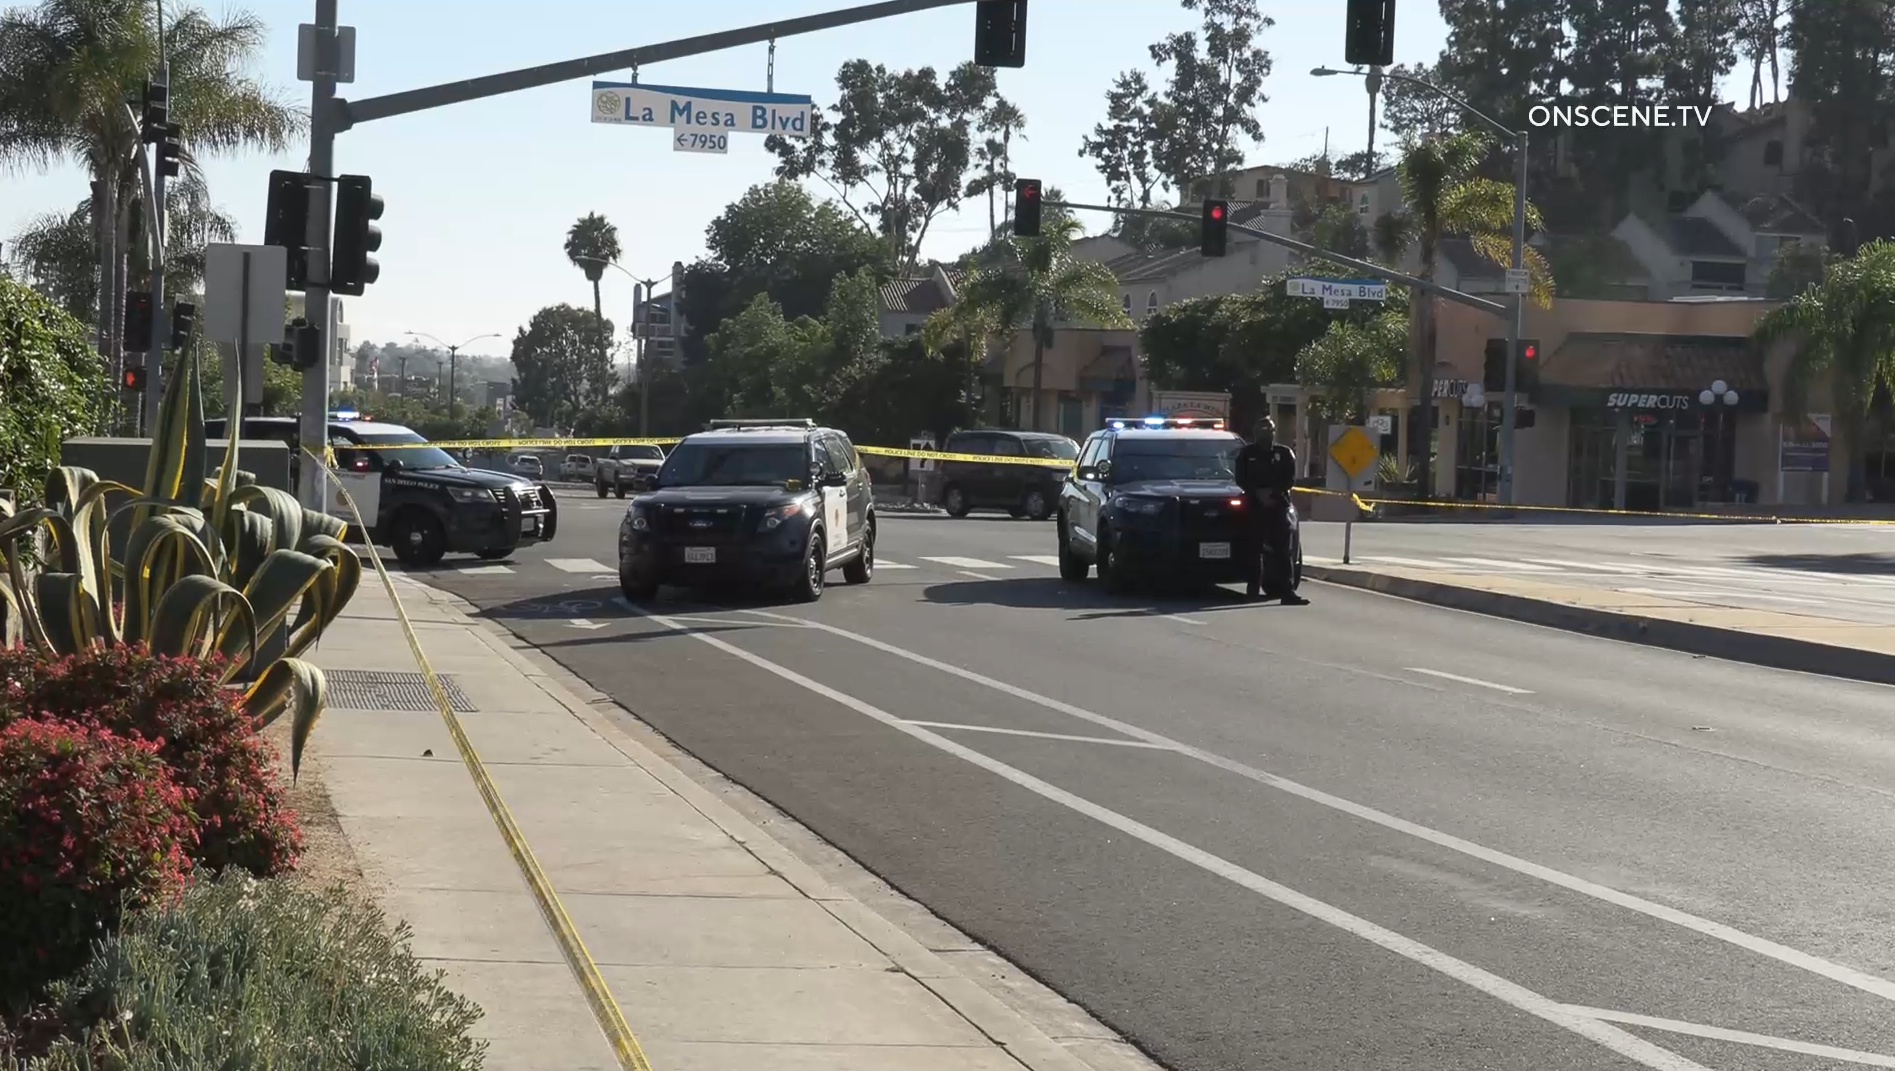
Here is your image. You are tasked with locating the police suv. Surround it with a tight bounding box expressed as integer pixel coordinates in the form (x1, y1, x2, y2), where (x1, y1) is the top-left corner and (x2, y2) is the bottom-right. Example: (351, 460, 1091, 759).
(1055, 417, 1302, 593)
(204, 415, 556, 566)
(618, 419, 873, 603)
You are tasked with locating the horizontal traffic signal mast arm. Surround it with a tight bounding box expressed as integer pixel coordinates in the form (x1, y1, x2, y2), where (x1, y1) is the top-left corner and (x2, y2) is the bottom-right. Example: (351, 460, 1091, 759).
(1047, 199, 1507, 315)
(339, 0, 985, 128)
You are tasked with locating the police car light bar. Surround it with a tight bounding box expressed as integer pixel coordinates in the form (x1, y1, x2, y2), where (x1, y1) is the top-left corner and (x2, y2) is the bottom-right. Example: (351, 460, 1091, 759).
(1113, 416, 1226, 431)
(705, 418, 815, 430)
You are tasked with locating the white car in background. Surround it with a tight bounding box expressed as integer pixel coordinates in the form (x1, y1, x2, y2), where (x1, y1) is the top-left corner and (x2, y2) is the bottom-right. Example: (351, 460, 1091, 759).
(508, 453, 545, 479)
(560, 454, 595, 481)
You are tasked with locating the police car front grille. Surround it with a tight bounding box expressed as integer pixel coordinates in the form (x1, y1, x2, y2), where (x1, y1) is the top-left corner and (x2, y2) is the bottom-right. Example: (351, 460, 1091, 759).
(1178, 498, 1242, 533)
(516, 486, 544, 511)
(658, 505, 748, 539)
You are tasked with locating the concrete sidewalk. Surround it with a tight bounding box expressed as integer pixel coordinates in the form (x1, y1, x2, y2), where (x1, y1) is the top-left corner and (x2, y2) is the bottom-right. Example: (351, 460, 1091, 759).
(1305, 560, 1895, 685)
(309, 577, 1101, 1071)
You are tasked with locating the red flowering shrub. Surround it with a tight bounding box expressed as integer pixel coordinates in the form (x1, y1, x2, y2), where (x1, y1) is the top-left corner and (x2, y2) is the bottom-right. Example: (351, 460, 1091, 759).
(0, 646, 301, 876)
(0, 719, 196, 1000)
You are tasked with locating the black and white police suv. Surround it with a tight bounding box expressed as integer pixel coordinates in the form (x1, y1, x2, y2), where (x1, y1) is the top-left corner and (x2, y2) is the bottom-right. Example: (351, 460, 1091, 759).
(1055, 417, 1302, 593)
(617, 419, 874, 603)
(204, 415, 556, 566)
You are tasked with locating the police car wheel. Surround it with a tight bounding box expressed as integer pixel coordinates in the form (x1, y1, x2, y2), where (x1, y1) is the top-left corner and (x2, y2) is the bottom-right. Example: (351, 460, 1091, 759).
(1098, 530, 1132, 593)
(791, 533, 826, 603)
(1057, 519, 1089, 582)
(843, 523, 874, 584)
(619, 565, 657, 602)
(391, 511, 446, 567)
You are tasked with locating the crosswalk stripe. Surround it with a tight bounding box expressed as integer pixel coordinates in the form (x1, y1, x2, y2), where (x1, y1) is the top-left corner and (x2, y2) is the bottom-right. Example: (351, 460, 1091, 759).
(547, 558, 612, 573)
(1445, 556, 1558, 571)
(877, 560, 918, 570)
(1522, 558, 1645, 574)
(460, 565, 515, 575)
(921, 556, 1013, 570)
(1363, 555, 1449, 569)
(1011, 554, 1063, 566)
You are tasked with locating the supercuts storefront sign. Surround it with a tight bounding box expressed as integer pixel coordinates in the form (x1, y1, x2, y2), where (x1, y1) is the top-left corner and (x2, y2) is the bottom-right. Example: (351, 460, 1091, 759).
(1607, 391, 1696, 411)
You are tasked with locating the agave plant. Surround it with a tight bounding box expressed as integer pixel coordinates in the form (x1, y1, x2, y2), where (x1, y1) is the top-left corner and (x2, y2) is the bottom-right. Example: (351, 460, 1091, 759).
(0, 346, 360, 776)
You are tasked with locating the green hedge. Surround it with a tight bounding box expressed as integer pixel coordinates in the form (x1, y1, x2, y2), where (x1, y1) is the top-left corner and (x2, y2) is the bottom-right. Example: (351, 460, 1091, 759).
(22, 873, 486, 1070)
(0, 281, 102, 498)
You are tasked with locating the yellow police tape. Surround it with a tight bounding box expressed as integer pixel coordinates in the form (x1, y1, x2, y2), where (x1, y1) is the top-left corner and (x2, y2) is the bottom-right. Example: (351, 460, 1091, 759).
(306, 447, 655, 1071)
(365, 434, 1074, 468)
(1302, 485, 1895, 525)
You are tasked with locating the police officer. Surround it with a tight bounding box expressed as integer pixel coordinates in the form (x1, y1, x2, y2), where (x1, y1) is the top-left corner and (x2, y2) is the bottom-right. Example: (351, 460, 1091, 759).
(1235, 415, 1308, 605)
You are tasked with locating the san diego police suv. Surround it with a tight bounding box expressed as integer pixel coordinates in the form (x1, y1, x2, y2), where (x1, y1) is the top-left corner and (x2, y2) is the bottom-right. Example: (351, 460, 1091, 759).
(618, 420, 875, 603)
(1055, 417, 1302, 592)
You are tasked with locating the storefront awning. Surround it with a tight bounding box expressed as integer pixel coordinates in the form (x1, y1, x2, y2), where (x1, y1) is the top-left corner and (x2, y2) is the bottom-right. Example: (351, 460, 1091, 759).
(1536, 333, 1770, 412)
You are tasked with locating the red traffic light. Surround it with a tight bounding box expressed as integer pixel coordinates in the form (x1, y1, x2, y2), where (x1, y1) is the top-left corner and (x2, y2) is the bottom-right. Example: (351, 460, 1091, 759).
(1523, 343, 1538, 360)
(1209, 204, 1225, 220)
(1021, 183, 1039, 200)
(123, 366, 147, 391)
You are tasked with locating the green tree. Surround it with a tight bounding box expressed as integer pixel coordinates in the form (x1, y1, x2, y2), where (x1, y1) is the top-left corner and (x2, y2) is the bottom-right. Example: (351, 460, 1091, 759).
(923, 215, 1130, 431)
(965, 97, 1027, 236)
(1380, 130, 1553, 497)
(1079, 70, 1161, 214)
(563, 212, 620, 372)
(1785, 0, 1895, 240)
(1378, 62, 1461, 142)
(0, 0, 302, 382)
(1735, 0, 1785, 109)
(767, 59, 1006, 273)
(1753, 240, 1895, 501)
(702, 269, 889, 425)
(0, 278, 103, 495)
(1766, 241, 1832, 299)
(1295, 307, 1409, 424)
(509, 304, 613, 430)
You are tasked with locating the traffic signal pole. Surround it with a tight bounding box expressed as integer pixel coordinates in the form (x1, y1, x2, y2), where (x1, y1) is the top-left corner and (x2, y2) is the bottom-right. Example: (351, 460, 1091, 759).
(144, 64, 168, 435)
(300, 0, 338, 511)
(1498, 129, 1528, 505)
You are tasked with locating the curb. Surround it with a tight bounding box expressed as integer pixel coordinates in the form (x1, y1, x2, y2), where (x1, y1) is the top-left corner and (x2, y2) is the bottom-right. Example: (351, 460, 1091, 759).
(1305, 564, 1895, 687)
(400, 582, 1104, 1071)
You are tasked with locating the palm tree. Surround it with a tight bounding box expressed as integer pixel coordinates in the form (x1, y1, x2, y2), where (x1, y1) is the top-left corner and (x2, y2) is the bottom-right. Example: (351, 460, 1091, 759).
(1379, 130, 1552, 496)
(1753, 240, 1895, 502)
(563, 212, 621, 374)
(924, 214, 1130, 432)
(0, 0, 303, 394)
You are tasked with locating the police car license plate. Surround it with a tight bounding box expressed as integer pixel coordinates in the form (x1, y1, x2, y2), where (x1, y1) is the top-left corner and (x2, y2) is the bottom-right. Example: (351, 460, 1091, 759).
(1199, 542, 1231, 559)
(684, 546, 716, 564)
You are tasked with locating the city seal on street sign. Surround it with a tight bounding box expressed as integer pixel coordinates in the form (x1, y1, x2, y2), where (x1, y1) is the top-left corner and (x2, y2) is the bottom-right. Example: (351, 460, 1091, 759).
(590, 81, 814, 138)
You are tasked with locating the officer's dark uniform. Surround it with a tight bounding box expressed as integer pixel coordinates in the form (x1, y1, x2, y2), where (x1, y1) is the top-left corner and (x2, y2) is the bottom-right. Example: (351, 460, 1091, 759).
(1234, 427, 1303, 602)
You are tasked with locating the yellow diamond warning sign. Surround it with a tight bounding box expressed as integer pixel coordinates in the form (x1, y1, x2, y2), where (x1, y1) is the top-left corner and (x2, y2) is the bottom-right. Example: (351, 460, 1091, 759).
(1328, 425, 1379, 479)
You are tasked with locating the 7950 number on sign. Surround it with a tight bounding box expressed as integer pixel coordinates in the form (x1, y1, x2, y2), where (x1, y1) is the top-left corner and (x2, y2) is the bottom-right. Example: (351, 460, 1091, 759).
(674, 132, 729, 154)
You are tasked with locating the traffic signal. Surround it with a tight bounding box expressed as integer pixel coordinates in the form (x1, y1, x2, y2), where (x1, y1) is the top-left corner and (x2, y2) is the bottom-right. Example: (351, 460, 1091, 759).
(279, 317, 323, 371)
(123, 366, 148, 392)
(1344, 0, 1397, 67)
(973, 0, 1027, 68)
(263, 170, 311, 291)
(330, 174, 382, 296)
(1482, 338, 1542, 394)
(124, 290, 154, 352)
(1201, 200, 1229, 257)
(156, 122, 182, 178)
(1013, 178, 1042, 238)
(167, 301, 196, 351)
(139, 81, 168, 143)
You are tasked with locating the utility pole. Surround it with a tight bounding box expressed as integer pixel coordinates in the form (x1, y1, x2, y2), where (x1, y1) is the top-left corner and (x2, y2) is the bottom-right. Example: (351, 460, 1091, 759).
(632, 282, 648, 437)
(1498, 129, 1528, 505)
(143, 0, 169, 433)
(298, 0, 339, 510)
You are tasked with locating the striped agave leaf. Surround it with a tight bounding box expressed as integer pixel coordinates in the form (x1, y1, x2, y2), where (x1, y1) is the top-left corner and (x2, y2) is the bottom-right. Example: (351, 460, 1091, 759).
(0, 345, 360, 777)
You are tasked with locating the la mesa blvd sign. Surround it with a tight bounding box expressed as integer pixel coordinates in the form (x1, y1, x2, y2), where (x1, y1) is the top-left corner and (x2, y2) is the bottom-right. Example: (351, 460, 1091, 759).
(591, 81, 814, 141)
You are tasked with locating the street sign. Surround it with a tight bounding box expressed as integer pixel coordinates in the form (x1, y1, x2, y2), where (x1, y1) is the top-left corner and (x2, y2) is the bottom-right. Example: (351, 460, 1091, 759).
(1287, 277, 1388, 302)
(1504, 267, 1530, 294)
(1366, 414, 1393, 435)
(1328, 425, 1378, 479)
(202, 244, 286, 346)
(591, 81, 814, 138)
(674, 130, 730, 154)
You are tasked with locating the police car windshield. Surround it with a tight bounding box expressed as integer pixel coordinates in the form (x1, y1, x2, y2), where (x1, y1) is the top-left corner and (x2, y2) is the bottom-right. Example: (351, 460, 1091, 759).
(659, 443, 805, 487)
(353, 432, 460, 470)
(1111, 438, 1238, 482)
(1026, 438, 1079, 460)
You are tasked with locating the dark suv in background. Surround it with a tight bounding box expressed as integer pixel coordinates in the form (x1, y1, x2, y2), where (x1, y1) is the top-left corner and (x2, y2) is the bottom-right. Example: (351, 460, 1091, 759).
(936, 429, 1077, 520)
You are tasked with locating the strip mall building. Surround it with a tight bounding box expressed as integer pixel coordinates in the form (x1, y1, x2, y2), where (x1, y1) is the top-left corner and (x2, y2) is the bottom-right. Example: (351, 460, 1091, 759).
(1276, 296, 1860, 511)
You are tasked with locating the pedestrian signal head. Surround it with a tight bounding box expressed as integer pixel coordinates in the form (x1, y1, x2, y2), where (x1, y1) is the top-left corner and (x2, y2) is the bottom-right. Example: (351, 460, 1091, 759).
(1013, 178, 1042, 238)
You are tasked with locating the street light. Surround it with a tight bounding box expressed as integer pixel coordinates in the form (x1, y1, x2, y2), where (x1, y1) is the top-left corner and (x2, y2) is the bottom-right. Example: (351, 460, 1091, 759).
(1312, 65, 1530, 506)
(1699, 379, 1740, 503)
(406, 331, 500, 416)
(572, 256, 676, 436)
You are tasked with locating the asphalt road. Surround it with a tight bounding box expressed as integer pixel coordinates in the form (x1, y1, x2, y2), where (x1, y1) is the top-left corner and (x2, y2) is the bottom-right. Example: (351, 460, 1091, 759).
(396, 493, 1895, 1071)
(1302, 519, 1895, 624)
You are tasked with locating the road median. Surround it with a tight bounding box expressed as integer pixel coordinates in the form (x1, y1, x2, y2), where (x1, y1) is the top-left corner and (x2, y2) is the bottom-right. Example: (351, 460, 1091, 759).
(1305, 562, 1895, 687)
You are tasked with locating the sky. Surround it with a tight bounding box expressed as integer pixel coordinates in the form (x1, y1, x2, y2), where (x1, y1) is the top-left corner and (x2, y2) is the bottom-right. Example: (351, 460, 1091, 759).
(3, 0, 1737, 362)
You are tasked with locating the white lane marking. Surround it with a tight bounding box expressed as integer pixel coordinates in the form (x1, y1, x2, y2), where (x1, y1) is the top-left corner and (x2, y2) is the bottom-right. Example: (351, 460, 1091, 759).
(547, 557, 612, 573)
(1363, 555, 1453, 569)
(1403, 668, 1534, 694)
(634, 607, 1708, 1071)
(1011, 554, 1064, 567)
(1446, 557, 1559, 571)
(1523, 559, 1646, 574)
(959, 570, 1001, 581)
(923, 556, 1013, 569)
(460, 565, 514, 575)
(568, 618, 605, 630)
(741, 611, 1895, 1005)
(876, 560, 918, 570)
(1566, 1006, 1895, 1068)
(1164, 615, 1209, 626)
(903, 721, 1177, 749)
